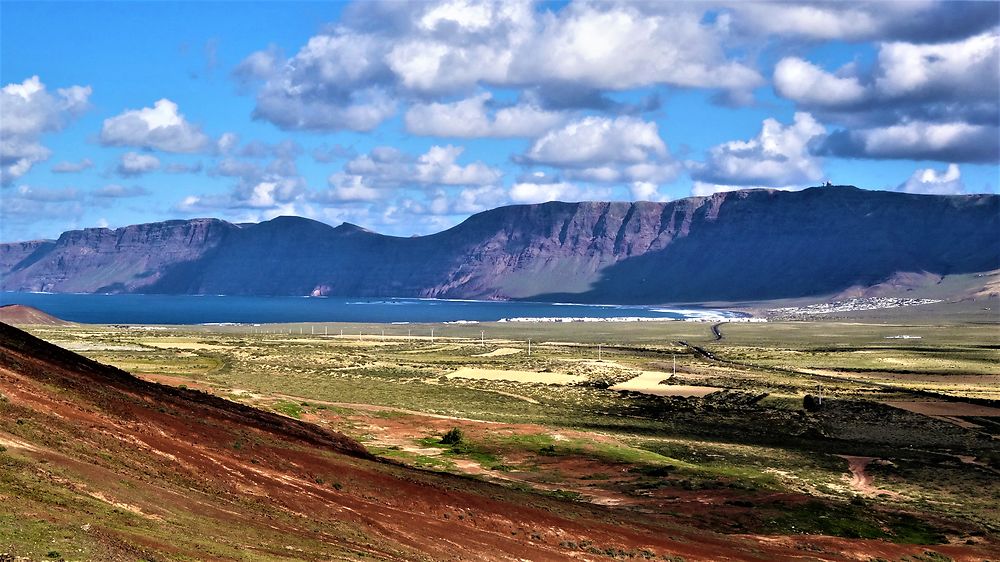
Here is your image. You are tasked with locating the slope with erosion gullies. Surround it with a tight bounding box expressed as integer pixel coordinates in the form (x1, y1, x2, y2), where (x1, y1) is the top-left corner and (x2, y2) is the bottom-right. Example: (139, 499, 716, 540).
(0, 321, 800, 561)
(0, 218, 237, 293)
(149, 196, 723, 298)
(539, 187, 1000, 303)
(2, 186, 998, 301)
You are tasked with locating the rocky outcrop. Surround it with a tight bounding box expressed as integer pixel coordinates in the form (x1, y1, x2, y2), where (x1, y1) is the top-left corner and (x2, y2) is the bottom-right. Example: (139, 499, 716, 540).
(2, 186, 998, 302)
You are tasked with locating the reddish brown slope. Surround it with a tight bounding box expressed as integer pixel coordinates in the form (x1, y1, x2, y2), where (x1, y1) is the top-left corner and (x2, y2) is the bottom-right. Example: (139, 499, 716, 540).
(0, 304, 74, 326)
(0, 322, 993, 561)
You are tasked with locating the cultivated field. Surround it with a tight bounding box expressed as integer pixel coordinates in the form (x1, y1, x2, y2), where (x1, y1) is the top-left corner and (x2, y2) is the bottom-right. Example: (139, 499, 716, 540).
(9, 303, 1000, 559)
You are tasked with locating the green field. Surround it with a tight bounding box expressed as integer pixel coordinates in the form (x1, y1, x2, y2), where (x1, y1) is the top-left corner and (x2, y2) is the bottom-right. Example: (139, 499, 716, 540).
(19, 308, 1000, 545)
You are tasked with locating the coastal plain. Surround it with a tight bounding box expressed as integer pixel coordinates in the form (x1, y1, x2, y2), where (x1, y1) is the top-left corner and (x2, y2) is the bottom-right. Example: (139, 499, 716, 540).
(2, 298, 997, 560)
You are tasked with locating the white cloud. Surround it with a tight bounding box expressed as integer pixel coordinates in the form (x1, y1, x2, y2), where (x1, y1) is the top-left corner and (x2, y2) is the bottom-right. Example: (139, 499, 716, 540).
(100, 99, 211, 153)
(773, 58, 867, 106)
(239, 1, 763, 132)
(116, 152, 161, 176)
(0, 76, 91, 184)
(692, 112, 826, 187)
(724, 2, 997, 43)
(630, 181, 669, 202)
(508, 181, 610, 204)
(414, 145, 501, 186)
(819, 120, 998, 162)
(690, 181, 795, 197)
(509, 4, 761, 93)
(342, 144, 501, 188)
(52, 158, 93, 173)
(320, 173, 382, 202)
(523, 116, 668, 167)
(216, 132, 239, 154)
(875, 31, 999, 101)
(898, 163, 964, 195)
(405, 92, 564, 138)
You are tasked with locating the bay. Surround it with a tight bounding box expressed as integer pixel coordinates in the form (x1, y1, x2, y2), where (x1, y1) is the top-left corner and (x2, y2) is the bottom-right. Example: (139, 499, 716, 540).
(0, 292, 739, 325)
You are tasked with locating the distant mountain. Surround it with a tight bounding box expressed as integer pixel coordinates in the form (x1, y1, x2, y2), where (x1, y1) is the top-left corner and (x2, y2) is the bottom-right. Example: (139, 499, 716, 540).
(2, 186, 998, 303)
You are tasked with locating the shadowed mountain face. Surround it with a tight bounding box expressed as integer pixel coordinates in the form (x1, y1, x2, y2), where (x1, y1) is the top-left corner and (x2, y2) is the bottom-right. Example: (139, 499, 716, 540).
(2, 186, 998, 302)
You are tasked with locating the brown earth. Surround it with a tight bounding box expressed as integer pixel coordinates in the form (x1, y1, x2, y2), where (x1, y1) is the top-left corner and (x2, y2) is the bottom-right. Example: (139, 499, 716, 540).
(1, 321, 997, 561)
(0, 304, 73, 326)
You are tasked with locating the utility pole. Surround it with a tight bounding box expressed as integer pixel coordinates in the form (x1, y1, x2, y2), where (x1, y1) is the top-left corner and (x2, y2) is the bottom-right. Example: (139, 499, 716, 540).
(598, 344, 602, 361)
(431, 328, 435, 343)
(672, 354, 676, 376)
(381, 329, 385, 342)
(481, 330, 485, 348)
(527, 338, 531, 356)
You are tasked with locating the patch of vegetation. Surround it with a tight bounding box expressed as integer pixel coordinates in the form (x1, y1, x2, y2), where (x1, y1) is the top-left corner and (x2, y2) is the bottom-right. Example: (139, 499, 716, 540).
(272, 401, 303, 419)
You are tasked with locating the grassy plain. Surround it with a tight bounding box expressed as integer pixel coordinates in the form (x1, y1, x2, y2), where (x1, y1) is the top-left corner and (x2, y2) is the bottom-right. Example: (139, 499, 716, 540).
(14, 304, 1000, 556)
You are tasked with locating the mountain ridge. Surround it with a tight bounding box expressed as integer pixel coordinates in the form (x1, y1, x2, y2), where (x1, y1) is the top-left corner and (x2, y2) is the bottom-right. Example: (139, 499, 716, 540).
(2, 186, 998, 303)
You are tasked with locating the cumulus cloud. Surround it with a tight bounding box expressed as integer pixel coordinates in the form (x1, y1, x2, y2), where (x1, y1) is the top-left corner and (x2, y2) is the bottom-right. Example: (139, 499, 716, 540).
(773, 31, 999, 162)
(344, 144, 500, 188)
(52, 158, 94, 173)
(508, 181, 610, 204)
(522, 116, 668, 167)
(405, 92, 564, 138)
(897, 163, 964, 195)
(318, 173, 382, 203)
(817, 120, 999, 163)
(629, 181, 669, 202)
(100, 99, 211, 153)
(691, 112, 827, 187)
(0, 76, 91, 185)
(507, 3, 761, 93)
(116, 152, 161, 176)
(724, 1, 998, 43)
(237, 1, 761, 132)
(874, 31, 999, 103)
(774, 58, 867, 107)
(777, 31, 999, 111)
(415, 145, 501, 185)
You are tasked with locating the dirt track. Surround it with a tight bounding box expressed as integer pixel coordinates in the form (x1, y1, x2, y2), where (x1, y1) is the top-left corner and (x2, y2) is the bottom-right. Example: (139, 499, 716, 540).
(2, 322, 997, 561)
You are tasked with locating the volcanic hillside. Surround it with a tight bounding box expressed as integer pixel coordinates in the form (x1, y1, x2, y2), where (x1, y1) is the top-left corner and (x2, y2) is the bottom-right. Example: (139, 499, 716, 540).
(0, 322, 814, 561)
(0, 304, 74, 326)
(6, 323, 997, 561)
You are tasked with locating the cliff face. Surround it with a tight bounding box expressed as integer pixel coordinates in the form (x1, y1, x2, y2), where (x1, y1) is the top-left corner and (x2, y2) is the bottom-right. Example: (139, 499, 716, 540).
(2, 187, 998, 302)
(0, 218, 237, 293)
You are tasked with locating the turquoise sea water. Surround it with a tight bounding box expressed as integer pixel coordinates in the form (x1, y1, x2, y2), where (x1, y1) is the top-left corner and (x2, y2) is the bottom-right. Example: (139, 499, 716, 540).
(0, 292, 741, 325)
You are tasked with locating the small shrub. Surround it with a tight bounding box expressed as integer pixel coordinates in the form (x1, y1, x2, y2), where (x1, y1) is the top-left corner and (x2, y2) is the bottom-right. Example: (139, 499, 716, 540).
(803, 394, 823, 411)
(440, 427, 463, 445)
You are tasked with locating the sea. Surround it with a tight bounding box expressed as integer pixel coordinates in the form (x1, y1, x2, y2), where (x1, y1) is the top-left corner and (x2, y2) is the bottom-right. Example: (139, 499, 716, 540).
(0, 292, 741, 325)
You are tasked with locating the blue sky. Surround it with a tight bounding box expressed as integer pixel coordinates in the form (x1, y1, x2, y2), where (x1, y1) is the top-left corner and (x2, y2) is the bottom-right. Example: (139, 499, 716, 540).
(1, 0, 998, 241)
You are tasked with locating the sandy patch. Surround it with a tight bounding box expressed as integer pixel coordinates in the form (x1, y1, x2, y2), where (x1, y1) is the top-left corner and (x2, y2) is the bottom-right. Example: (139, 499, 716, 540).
(140, 340, 230, 351)
(611, 371, 720, 397)
(446, 367, 585, 385)
(473, 347, 523, 357)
